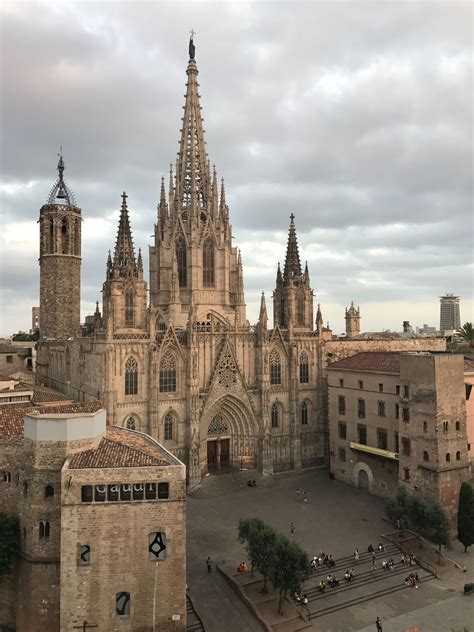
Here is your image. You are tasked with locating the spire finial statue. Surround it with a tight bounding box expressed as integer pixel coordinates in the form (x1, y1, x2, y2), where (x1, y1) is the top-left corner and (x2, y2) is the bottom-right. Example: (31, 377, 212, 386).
(189, 30, 196, 60)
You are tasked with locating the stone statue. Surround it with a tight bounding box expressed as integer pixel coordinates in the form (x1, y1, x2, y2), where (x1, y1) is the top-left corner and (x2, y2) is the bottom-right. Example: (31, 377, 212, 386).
(189, 37, 195, 60)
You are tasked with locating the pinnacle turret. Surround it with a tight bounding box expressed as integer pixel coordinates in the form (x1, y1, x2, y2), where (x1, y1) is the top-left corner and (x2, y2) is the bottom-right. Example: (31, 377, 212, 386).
(259, 292, 268, 326)
(283, 213, 302, 283)
(113, 192, 137, 278)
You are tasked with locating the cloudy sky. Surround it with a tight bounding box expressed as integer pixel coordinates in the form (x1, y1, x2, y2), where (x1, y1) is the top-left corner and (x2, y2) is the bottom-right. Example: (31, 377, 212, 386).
(1, 1, 472, 336)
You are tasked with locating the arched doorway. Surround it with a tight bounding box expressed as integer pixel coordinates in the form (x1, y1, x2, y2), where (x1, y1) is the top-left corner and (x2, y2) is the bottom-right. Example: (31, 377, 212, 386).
(358, 469, 369, 490)
(201, 395, 259, 475)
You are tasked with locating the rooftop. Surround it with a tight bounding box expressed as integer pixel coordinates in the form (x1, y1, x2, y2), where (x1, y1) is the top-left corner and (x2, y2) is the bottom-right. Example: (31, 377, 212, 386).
(67, 426, 180, 469)
(327, 352, 401, 374)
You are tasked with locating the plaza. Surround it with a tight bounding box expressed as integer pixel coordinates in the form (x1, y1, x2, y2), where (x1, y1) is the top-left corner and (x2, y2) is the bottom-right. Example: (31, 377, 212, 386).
(187, 469, 473, 632)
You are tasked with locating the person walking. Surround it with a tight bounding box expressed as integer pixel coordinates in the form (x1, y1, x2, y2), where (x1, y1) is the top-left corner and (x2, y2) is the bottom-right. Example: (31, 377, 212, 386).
(296, 488, 300, 500)
(302, 593, 310, 618)
(375, 616, 383, 631)
(303, 490, 308, 503)
(354, 548, 360, 561)
(371, 551, 377, 570)
(290, 522, 295, 537)
(206, 556, 213, 574)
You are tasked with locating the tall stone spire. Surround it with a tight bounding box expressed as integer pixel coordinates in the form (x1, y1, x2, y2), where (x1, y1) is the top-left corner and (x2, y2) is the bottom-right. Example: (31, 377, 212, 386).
(259, 292, 268, 327)
(113, 191, 137, 277)
(283, 213, 302, 283)
(176, 36, 210, 214)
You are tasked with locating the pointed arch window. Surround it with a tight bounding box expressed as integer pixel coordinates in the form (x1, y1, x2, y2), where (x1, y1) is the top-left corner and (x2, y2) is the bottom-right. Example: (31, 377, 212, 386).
(164, 412, 174, 440)
(159, 351, 177, 393)
(176, 237, 187, 287)
(125, 289, 134, 327)
(279, 298, 286, 327)
(299, 351, 309, 384)
(271, 403, 279, 428)
(301, 401, 308, 425)
(61, 218, 69, 254)
(203, 238, 215, 287)
(270, 349, 281, 385)
(297, 292, 305, 326)
(125, 357, 138, 395)
(49, 217, 55, 252)
(126, 417, 137, 430)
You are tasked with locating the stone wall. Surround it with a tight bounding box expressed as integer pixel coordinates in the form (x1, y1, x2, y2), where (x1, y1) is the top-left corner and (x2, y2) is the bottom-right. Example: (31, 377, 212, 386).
(324, 337, 446, 366)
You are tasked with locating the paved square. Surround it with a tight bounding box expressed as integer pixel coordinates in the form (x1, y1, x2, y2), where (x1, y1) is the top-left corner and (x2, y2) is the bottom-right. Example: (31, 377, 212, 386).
(187, 470, 473, 631)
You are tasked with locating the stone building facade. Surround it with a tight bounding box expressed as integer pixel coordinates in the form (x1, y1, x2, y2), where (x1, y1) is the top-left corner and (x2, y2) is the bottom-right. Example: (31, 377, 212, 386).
(36, 39, 447, 490)
(0, 404, 186, 632)
(327, 351, 471, 523)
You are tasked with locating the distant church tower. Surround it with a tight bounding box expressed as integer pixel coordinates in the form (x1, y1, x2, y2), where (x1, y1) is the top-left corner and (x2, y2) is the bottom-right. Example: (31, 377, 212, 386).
(39, 154, 81, 339)
(345, 301, 360, 337)
(273, 214, 313, 330)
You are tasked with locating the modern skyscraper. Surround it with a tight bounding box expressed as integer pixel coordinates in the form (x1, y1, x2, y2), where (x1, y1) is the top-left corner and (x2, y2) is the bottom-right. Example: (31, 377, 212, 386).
(439, 294, 461, 332)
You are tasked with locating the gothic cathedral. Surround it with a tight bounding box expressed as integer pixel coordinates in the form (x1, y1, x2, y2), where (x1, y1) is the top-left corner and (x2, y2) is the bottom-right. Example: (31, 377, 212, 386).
(37, 40, 331, 488)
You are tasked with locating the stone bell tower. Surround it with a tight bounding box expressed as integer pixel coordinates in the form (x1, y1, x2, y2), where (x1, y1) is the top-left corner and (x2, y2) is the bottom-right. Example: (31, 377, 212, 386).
(39, 154, 81, 340)
(345, 301, 361, 338)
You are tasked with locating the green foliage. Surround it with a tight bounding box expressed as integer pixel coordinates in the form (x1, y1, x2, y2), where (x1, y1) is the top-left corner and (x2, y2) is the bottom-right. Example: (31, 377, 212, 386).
(385, 487, 451, 550)
(238, 517, 309, 614)
(11, 332, 34, 341)
(457, 322, 474, 348)
(458, 482, 474, 552)
(0, 514, 20, 582)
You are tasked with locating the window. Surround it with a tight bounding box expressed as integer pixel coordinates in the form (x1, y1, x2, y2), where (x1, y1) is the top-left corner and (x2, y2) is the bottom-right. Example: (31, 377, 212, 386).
(176, 237, 187, 287)
(45, 485, 54, 498)
(357, 424, 367, 445)
(270, 350, 281, 385)
(395, 404, 400, 419)
(61, 218, 68, 254)
(403, 385, 410, 398)
(203, 238, 215, 287)
(149, 532, 167, 560)
(271, 403, 279, 428)
(455, 421, 460, 431)
(377, 428, 388, 451)
(357, 398, 366, 418)
(445, 452, 450, 463)
(404, 467, 410, 481)
(124, 357, 138, 395)
(300, 401, 308, 425)
(6, 355, 13, 364)
(339, 378, 344, 387)
(116, 592, 131, 617)
(81, 485, 93, 502)
(378, 401, 386, 417)
(39, 521, 50, 541)
(456, 451, 461, 461)
(378, 383, 383, 392)
(125, 289, 134, 327)
(358, 380, 364, 390)
(299, 352, 309, 384)
(297, 292, 305, 326)
(394, 431, 399, 453)
(338, 422, 347, 440)
(402, 408, 410, 422)
(401, 437, 411, 456)
(338, 396, 346, 415)
(396, 385, 401, 395)
(442, 421, 449, 433)
(158, 482, 169, 499)
(423, 451, 429, 462)
(126, 417, 136, 430)
(466, 384, 473, 401)
(94, 485, 106, 502)
(339, 447, 346, 462)
(423, 421, 427, 433)
(80, 544, 91, 565)
(164, 413, 173, 440)
(23, 481, 27, 496)
(159, 351, 177, 393)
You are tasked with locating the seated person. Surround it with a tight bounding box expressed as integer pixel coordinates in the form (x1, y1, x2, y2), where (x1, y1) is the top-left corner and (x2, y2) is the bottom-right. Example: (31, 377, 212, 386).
(319, 580, 326, 592)
(382, 559, 388, 570)
(368, 544, 374, 553)
(237, 562, 247, 573)
(326, 574, 333, 585)
(328, 554, 336, 567)
(332, 576, 340, 588)
(378, 542, 385, 552)
(344, 571, 352, 582)
(294, 590, 301, 603)
(252, 479, 257, 486)
(247, 480, 253, 487)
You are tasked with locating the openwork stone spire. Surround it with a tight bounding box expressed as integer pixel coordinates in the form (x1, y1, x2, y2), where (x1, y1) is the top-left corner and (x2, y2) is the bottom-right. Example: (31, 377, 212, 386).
(176, 36, 210, 213)
(47, 150, 76, 206)
(113, 192, 137, 277)
(283, 213, 302, 283)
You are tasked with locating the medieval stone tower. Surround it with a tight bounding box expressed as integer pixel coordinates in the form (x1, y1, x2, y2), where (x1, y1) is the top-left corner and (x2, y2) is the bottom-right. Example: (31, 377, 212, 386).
(39, 155, 81, 340)
(345, 301, 361, 337)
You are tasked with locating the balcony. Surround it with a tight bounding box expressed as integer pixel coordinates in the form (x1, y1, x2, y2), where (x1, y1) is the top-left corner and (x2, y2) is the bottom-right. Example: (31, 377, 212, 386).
(350, 441, 399, 460)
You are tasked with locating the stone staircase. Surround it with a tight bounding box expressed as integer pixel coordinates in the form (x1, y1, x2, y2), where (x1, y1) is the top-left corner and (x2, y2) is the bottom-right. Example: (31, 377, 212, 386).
(300, 544, 436, 620)
(186, 594, 205, 631)
(188, 469, 275, 499)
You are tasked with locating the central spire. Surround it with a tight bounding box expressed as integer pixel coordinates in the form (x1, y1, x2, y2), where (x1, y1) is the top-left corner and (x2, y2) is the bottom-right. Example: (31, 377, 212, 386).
(113, 191, 137, 277)
(176, 36, 210, 214)
(283, 213, 302, 282)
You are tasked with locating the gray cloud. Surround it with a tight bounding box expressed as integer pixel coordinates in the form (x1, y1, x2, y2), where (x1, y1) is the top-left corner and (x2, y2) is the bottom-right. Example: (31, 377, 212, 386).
(1, 1, 472, 335)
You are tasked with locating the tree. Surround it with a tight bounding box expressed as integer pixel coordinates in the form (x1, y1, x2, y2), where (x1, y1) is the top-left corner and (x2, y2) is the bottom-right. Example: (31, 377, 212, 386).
(12, 332, 34, 342)
(458, 482, 474, 552)
(269, 534, 310, 614)
(386, 486, 410, 525)
(0, 513, 20, 582)
(457, 322, 474, 348)
(238, 518, 277, 592)
(423, 503, 451, 552)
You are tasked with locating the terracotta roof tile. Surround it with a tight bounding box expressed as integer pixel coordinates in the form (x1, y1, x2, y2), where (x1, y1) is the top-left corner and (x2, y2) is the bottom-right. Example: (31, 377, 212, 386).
(31, 385, 72, 404)
(0, 401, 103, 441)
(327, 352, 401, 374)
(68, 427, 171, 469)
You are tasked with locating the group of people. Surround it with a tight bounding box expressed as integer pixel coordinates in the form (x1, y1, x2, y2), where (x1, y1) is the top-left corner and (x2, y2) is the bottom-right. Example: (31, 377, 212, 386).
(382, 558, 396, 571)
(295, 488, 309, 502)
(404, 572, 420, 588)
(367, 542, 385, 553)
(237, 561, 248, 573)
(310, 550, 336, 571)
(246, 479, 257, 487)
(293, 591, 310, 615)
(400, 553, 417, 566)
(344, 568, 355, 582)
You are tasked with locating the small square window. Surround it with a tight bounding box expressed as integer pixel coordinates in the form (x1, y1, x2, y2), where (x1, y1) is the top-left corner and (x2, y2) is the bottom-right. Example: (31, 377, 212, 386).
(149, 532, 167, 560)
(94, 485, 106, 502)
(456, 451, 461, 461)
(378, 401, 386, 417)
(445, 452, 451, 462)
(132, 483, 144, 500)
(6, 355, 13, 364)
(455, 421, 460, 431)
(395, 404, 400, 419)
(145, 483, 157, 500)
(396, 385, 401, 395)
(338, 422, 347, 440)
(377, 428, 387, 451)
(378, 383, 383, 392)
(402, 437, 411, 456)
(358, 380, 364, 390)
(404, 467, 410, 481)
(338, 396, 346, 415)
(107, 484, 119, 501)
(81, 485, 93, 503)
(357, 398, 366, 418)
(339, 378, 344, 387)
(357, 424, 367, 445)
(402, 408, 410, 422)
(158, 482, 169, 499)
(80, 544, 91, 565)
(442, 421, 449, 433)
(423, 451, 429, 462)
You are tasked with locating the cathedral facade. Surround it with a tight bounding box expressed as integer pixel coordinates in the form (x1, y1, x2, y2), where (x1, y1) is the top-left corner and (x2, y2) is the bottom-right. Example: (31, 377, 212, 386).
(36, 40, 445, 489)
